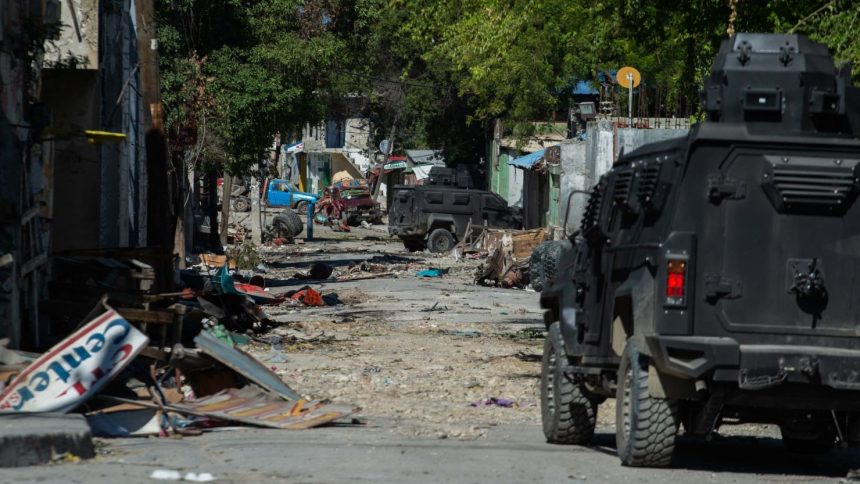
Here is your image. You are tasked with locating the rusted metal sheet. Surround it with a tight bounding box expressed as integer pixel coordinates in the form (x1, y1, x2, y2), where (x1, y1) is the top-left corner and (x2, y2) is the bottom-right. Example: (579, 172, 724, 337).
(173, 387, 357, 430)
(0, 308, 148, 412)
(194, 331, 301, 401)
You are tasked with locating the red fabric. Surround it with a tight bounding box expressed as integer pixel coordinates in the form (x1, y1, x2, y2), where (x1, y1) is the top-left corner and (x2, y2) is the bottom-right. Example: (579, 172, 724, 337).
(291, 288, 324, 306)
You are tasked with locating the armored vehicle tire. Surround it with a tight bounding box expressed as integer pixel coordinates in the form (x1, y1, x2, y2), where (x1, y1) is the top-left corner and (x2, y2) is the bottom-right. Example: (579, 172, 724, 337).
(272, 210, 303, 238)
(402, 238, 426, 252)
(428, 228, 455, 253)
(616, 339, 679, 467)
(233, 197, 250, 212)
(540, 322, 597, 444)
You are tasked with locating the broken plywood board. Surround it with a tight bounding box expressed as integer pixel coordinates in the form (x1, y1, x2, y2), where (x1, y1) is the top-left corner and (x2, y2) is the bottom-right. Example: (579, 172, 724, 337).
(480, 228, 547, 261)
(173, 387, 357, 430)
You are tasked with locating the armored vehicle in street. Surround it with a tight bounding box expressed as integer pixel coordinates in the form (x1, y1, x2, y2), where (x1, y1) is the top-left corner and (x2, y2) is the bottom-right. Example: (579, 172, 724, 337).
(388, 166, 522, 252)
(539, 33, 860, 467)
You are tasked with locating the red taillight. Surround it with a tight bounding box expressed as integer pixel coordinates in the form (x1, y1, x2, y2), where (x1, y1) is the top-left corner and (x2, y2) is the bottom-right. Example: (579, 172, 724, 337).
(666, 260, 686, 305)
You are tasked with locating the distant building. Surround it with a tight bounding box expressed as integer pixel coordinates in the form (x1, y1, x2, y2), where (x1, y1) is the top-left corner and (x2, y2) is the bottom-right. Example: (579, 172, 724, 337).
(489, 118, 689, 236)
(299, 116, 373, 194)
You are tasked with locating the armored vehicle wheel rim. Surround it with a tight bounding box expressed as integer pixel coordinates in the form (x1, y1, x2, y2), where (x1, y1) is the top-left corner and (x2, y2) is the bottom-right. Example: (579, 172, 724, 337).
(428, 228, 455, 253)
(544, 340, 558, 417)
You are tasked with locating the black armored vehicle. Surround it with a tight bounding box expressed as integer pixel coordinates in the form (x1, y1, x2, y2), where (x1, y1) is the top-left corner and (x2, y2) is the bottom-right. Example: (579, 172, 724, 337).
(388, 166, 522, 252)
(539, 33, 860, 467)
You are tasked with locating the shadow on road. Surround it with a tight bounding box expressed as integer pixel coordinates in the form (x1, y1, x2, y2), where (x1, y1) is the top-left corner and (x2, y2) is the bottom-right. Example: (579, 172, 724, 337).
(589, 431, 860, 477)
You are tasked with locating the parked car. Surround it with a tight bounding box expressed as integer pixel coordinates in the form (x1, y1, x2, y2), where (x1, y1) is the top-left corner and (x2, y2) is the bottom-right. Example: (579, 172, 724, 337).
(325, 185, 383, 226)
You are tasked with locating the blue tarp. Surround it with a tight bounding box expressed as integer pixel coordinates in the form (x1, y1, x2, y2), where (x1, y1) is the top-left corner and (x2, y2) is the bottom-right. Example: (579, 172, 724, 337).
(508, 149, 546, 169)
(572, 80, 599, 95)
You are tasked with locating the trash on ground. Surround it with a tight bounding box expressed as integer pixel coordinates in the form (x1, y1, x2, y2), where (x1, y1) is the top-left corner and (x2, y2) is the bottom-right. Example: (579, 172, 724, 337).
(469, 397, 517, 408)
(417, 268, 447, 278)
(149, 469, 214, 482)
(288, 287, 325, 306)
(87, 405, 164, 437)
(171, 386, 356, 430)
(194, 330, 302, 401)
(444, 329, 481, 338)
(476, 228, 547, 288)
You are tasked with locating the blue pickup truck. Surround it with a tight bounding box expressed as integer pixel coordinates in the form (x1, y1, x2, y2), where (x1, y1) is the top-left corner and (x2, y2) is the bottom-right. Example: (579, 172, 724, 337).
(260, 179, 318, 211)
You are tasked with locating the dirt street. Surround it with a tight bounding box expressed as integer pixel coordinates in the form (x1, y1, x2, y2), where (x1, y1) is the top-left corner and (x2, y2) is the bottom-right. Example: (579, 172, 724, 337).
(250, 230, 583, 440)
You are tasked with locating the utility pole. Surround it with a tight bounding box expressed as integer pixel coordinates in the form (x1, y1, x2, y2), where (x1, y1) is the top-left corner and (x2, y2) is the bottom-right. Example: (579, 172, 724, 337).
(373, 117, 398, 202)
(219, 175, 232, 246)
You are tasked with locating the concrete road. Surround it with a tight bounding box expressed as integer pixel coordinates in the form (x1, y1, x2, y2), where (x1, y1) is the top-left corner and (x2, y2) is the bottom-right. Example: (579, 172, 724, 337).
(2, 421, 858, 483)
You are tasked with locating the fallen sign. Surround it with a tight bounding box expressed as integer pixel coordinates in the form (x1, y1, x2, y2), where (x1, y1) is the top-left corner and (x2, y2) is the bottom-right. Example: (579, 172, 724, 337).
(0, 307, 148, 413)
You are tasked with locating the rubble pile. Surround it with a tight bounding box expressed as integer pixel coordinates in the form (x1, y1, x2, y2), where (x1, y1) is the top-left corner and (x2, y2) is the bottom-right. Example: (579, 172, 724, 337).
(0, 251, 360, 447)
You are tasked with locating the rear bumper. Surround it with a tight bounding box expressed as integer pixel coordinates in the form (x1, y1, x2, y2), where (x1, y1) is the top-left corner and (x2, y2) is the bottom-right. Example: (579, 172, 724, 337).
(389, 226, 423, 238)
(347, 209, 381, 221)
(646, 335, 860, 391)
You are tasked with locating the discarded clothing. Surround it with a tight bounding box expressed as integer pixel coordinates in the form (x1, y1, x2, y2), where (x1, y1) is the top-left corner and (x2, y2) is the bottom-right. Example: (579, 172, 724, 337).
(291, 288, 324, 306)
(470, 397, 516, 408)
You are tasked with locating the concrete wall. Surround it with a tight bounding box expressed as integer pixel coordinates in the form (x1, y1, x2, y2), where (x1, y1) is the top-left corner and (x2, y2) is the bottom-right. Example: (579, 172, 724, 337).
(584, 119, 689, 190)
(41, 70, 101, 252)
(44, 0, 148, 251)
(43, 0, 99, 69)
(331, 152, 364, 183)
(507, 163, 524, 208)
(558, 141, 588, 235)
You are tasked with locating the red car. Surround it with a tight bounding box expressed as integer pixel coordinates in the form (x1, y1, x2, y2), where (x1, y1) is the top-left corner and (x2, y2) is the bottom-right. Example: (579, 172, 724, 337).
(326, 185, 383, 226)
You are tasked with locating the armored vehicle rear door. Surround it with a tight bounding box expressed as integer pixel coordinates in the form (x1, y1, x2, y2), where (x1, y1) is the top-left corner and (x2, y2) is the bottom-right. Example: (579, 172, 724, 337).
(389, 186, 416, 228)
(480, 193, 509, 228)
(701, 147, 860, 338)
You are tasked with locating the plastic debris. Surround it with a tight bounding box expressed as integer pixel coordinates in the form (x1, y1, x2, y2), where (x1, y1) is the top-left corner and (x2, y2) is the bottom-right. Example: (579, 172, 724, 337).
(469, 397, 516, 408)
(416, 268, 447, 278)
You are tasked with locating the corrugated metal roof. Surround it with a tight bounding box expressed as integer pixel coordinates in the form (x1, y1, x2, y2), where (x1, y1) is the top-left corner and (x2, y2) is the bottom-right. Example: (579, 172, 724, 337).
(508, 149, 546, 169)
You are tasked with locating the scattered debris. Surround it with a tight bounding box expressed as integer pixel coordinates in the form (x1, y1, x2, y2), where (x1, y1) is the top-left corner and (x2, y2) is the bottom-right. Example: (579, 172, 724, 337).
(150, 469, 215, 482)
(288, 287, 325, 306)
(171, 387, 356, 430)
(87, 406, 164, 438)
(476, 228, 547, 288)
(417, 268, 447, 278)
(469, 397, 517, 408)
(194, 331, 302, 401)
(444, 330, 481, 338)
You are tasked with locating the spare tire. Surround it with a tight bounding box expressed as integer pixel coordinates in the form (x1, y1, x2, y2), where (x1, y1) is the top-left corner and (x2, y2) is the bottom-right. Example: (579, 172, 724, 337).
(531, 240, 573, 292)
(233, 197, 251, 212)
(272, 210, 303, 238)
